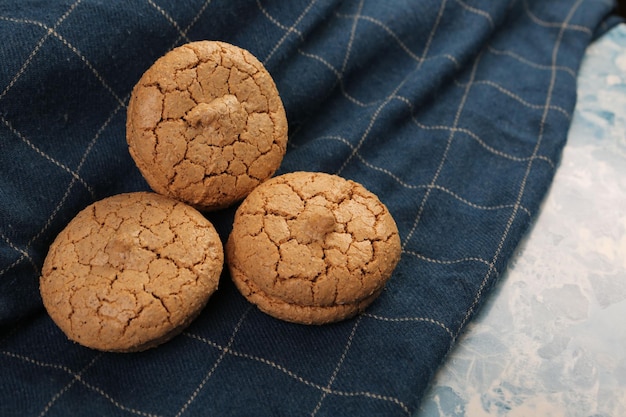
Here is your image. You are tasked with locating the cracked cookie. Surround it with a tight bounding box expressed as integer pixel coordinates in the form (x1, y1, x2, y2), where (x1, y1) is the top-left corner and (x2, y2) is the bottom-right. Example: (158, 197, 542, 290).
(226, 172, 401, 325)
(39, 192, 224, 352)
(126, 40, 288, 211)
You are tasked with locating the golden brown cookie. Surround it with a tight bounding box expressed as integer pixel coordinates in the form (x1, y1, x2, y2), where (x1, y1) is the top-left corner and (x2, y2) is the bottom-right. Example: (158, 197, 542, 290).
(226, 172, 401, 325)
(126, 40, 288, 211)
(40, 192, 224, 352)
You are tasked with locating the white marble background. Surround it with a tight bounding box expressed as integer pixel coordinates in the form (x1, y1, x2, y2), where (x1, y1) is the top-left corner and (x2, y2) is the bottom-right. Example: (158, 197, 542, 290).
(416, 24, 626, 417)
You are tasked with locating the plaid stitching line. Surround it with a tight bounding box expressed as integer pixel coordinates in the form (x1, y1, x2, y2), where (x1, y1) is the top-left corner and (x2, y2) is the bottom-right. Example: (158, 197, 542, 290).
(401, 48, 484, 251)
(1, 350, 159, 417)
(454, 0, 590, 338)
(262, 0, 318, 64)
(0, 0, 83, 101)
(336, 0, 450, 177)
(0, 0, 217, 283)
(310, 316, 363, 416)
(146, 0, 192, 45)
(37, 354, 103, 417)
(183, 330, 412, 415)
(174, 307, 252, 417)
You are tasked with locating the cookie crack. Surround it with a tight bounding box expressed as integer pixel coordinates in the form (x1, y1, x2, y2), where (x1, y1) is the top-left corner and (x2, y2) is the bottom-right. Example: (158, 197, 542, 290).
(147, 289, 173, 324)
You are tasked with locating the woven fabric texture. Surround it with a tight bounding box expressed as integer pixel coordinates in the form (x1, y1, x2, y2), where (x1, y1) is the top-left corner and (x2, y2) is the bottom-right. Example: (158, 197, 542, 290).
(0, 1, 618, 416)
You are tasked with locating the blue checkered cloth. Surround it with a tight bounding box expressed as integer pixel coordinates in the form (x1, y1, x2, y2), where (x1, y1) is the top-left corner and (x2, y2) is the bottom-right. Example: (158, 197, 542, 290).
(0, 1, 619, 416)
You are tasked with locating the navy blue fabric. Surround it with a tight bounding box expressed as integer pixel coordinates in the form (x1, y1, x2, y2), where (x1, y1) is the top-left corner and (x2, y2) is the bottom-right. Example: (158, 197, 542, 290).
(0, 1, 618, 416)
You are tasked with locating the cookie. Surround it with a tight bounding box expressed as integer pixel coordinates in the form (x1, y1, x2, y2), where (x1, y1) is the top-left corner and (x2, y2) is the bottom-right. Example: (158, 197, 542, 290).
(126, 40, 288, 211)
(40, 192, 224, 352)
(226, 172, 401, 325)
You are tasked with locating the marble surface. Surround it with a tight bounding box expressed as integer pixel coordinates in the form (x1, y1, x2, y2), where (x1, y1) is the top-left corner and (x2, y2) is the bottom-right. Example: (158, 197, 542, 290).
(416, 24, 626, 417)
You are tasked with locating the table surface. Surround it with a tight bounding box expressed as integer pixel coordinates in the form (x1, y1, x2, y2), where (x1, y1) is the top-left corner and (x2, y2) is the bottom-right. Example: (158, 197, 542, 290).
(416, 24, 626, 417)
